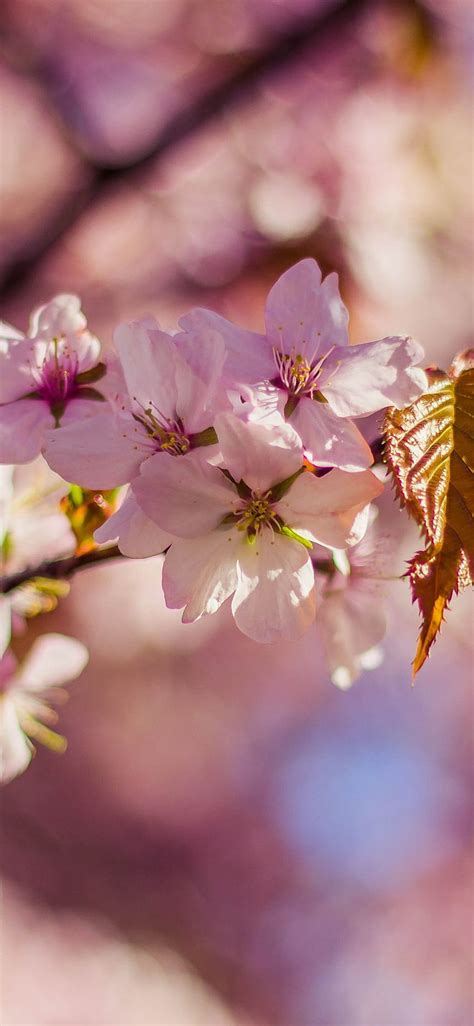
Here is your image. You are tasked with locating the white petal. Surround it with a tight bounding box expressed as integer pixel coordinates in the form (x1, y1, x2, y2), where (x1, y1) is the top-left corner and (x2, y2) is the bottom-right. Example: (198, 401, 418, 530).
(275, 468, 383, 549)
(162, 529, 240, 621)
(134, 451, 238, 537)
(215, 411, 303, 493)
(289, 397, 373, 470)
(232, 529, 316, 643)
(0, 696, 33, 783)
(94, 489, 174, 557)
(16, 634, 89, 691)
(319, 586, 386, 688)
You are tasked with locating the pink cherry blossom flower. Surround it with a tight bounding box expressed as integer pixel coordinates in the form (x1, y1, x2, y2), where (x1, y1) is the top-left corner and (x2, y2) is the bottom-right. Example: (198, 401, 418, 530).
(45, 316, 227, 488)
(133, 412, 384, 643)
(0, 295, 106, 464)
(316, 517, 388, 689)
(46, 316, 227, 554)
(0, 634, 88, 784)
(178, 258, 427, 471)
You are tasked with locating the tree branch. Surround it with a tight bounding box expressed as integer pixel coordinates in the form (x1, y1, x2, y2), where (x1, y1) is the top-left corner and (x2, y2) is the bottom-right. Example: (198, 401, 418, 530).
(0, 544, 123, 594)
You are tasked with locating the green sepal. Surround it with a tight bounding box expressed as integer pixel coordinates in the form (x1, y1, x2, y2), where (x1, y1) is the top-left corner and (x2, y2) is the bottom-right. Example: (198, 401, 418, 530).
(189, 426, 218, 448)
(279, 525, 313, 549)
(75, 362, 107, 385)
(284, 395, 299, 419)
(76, 386, 106, 402)
(270, 466, 305, 502)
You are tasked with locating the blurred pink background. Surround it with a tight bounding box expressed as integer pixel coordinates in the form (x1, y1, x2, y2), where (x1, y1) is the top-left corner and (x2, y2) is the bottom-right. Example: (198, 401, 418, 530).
(1, 1, 473, 1023)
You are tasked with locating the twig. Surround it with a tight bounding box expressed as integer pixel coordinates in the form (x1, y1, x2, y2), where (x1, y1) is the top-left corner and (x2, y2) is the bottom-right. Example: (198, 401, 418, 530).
(0, 544, 123, 594)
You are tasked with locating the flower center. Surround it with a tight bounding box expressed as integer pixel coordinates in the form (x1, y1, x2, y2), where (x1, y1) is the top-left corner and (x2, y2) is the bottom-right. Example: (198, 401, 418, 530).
(35, 339, 79, 404)
(272, 345, 336, 399)
(232, 491, 280, 541)
(134, 400, 190, 456)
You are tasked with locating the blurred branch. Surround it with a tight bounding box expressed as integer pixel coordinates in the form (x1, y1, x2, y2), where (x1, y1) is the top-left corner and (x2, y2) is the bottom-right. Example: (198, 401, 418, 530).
(0, 544, 123, 594)
(0, 0, 371, 300)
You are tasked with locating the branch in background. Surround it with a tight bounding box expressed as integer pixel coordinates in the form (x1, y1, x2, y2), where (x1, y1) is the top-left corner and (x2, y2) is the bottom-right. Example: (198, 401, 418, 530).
(0, 544, 123, 595)
(0, 0, 371, 300)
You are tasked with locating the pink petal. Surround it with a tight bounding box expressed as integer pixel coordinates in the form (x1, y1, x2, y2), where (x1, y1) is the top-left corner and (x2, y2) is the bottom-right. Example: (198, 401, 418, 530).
(162, 529, 240, 622)
(178, 308, 274, 388)
(0, 400, 53, 464)
(94, 489, 174, 557)
(265, 259, 349, 358)
(134, 451, 238, 538)
(233, 530, 316, 643)
(114, 320, 178, 419)
(275, 468, 383, 549)
(60, 396, 110, 424)
(174, 327, 230, 431)
(215, 411, 303, 493)
(16, 633, 89, 692)
(319, 587, 386, 689)
(289, 397, 373, 470)
(0, 696, 32, 783)
(0, 337, 34, 402)
(319, 336, 427, 417)
(43, 410, 152, 488)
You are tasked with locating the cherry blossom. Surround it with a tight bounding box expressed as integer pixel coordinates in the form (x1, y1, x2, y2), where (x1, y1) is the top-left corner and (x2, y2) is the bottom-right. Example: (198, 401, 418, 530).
(0, 295, 106, 465)
(0, 634, 88, 784)
(46, 316, 228, 554)
(133, 412, 384, 642)
(178, 258, 427, 471)
(316, 519, 388, 689)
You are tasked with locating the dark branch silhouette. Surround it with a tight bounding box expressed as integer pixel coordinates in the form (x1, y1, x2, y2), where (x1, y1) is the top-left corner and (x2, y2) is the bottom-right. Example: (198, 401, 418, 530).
(0, 544, 123, 594)
(0, 0, 370, 300)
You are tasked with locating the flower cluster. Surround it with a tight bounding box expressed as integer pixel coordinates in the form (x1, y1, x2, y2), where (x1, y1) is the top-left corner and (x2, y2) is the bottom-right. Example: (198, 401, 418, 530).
(1, 260, 426, 650)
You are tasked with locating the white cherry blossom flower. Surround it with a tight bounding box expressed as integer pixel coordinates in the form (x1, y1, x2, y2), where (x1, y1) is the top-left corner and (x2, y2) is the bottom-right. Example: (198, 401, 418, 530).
(0, 634, 88, 784)
(133, 412, 383, 643)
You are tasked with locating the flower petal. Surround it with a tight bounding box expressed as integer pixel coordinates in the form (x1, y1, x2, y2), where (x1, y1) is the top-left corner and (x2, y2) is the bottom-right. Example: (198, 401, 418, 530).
(319, 587, 386, 689)
(174, 328, 230, 431)
(215, 411, 303, 493)
(94, 489, 174, 557)
(43, 410, 152, 488)
(178, 308, 274, 388)
(16, 633, 89, 691)
(0, 399, 52, 464)
(114, 319, 178, 419)
(0, 695, 32, 784)
(275, 468, 383, 549)
(319, 336, 427, 417)
(29, 294, 86, 336)
(289, 397, 373, 470)
(134, 451, 238, 537)
(233, 530, 316, 643)
(265, 259, 349, 358)
(0, 337, 32, 402)
(162, 529, 239, 621)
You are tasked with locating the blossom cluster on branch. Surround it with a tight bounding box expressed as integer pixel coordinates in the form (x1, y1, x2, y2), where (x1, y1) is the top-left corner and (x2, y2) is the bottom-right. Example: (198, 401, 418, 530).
(0, 258, 429, 781)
